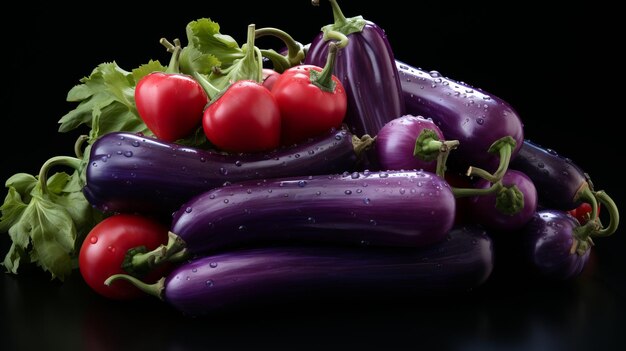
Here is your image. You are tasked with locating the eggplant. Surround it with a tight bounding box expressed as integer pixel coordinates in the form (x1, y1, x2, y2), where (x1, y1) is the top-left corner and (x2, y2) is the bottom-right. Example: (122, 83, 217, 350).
(521, 209, 592, 280)
(396, 60, 524, 176)
(106, 225, 494, 316)
(304, 0, 405, 137)
(168, 170, 456, 255)
(83, 128, 360, 215)
(510, 139, 594, 211)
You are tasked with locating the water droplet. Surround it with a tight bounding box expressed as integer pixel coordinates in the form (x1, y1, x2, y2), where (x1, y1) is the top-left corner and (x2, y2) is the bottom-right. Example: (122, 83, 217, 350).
(192, 268, 197, 273)
(537, 162, 545, 168)
(379, 172, 389, 178)
(547, 148, 558, 156)
(417, 181, 423, 187)
(223, 199, 229, 204)
(131, 140, 140, 147)
(219, 167, 228, 175)
(363, 197, 371, 204)
(206, 280, 214, 287)
(298, 180, 307, 187)
(429, 70, 441, 77)
(476, 118, 484, 125)
(123, 151, 133, 157)
(89, 236, 98, 244)
(345, 190, 352, 195)
(399, 188, 406, 195)
(238, 225, 246, 231)
(307, 217, 316, 223)
(369, 219, 377, 225)
(185, 207, 193, 213)
(246, 189, 253, 194)
(235, 160, 242, 167)
(209, 262, 218, 268)
(107, 246, 116, 253)
(315, 191, 322, 196)
(356, 189, 363, 193)
(209, 194, 216, 199)
(92, 162, 97, 167)
(200, 157, 206, 163)
(294, 153, 301, 158)
(360, 240, 370, 246)
(351, 172, 360, 179)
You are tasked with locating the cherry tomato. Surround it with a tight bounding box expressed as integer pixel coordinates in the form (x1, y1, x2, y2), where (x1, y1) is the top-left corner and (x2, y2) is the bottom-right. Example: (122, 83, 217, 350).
(203, 80, 281, 153)
(568, 202, 600, 225)
(271, 64, 347, 145)
(135, 72, 209, 142)
(79, 214, 170, 300)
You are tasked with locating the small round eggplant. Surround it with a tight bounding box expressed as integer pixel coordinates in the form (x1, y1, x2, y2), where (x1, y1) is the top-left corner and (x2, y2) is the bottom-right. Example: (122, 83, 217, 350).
(521, 210, 592, 280)
(106, 225, 494, 316)
(374, 115, 445, 172)
(470, 170, 538, 232)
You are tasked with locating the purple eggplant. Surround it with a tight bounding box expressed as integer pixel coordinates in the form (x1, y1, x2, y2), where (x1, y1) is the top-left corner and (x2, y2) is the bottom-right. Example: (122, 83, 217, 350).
(166, 170, 455, 256)
(106, 225, 494, 316)
(521, 209, 592, 280)
(510, 139, 595, 211)
(469, 169, 538, 232)
(304, 0, 405, 137)
(82, 128, 360, 215)
(374, 115, 446, 173)
(396, 60, 524, 177)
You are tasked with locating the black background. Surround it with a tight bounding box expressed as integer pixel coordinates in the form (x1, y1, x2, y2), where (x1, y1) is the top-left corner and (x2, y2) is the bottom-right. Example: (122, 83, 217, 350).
(1, 2, 624, 350)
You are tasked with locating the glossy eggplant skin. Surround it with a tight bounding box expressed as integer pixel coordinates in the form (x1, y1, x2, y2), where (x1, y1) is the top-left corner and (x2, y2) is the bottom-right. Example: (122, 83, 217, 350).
(170, 170, 455, 254)
(510, 140, 589, 210)
(305, 21, 405, 137)
(521, 210, 590, 280)
(162, 226, 494, 316)
(83, 129, 357, 215)
(396, 60, 524, 174)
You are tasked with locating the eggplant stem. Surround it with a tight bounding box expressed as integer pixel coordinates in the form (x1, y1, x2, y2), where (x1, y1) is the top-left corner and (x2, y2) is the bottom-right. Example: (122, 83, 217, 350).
(452, 181, 503, 198)
(467, 143, 513, 183)
(434, 140, 459, 178)
(593, 190, 620, 237)
(575, 182, 599, 221)
(310, 42, 340, 92)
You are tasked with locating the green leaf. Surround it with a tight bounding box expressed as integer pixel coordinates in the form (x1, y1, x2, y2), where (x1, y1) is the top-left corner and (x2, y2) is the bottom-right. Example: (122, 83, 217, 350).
(14, 193, 76, 280)
(4, 173, 37, 204)
(2, 243, 26, 274)
(132, 60, 166, 82)
(0, 187, 28, 234)
(58, 61, 151, 137)
(179, 18, 244, 76)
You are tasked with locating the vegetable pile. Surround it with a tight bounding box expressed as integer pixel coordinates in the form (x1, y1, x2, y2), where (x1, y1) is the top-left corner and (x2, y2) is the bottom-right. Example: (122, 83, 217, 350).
(0, 0, 619, 316)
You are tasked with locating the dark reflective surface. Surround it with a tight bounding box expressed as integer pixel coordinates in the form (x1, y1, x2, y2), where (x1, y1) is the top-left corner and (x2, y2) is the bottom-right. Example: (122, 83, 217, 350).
(1, 2, 623, 350)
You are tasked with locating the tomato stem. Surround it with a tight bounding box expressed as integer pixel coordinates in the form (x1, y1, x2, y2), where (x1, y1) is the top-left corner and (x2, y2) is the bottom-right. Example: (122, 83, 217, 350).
(105, 274, 165, 300)
(126, 232, 189, 273)
(160, 38, 183, 74)
(310, 41, 340, 93)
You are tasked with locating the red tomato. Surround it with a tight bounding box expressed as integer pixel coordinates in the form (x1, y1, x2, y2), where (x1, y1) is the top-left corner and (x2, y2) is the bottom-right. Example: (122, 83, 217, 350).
(271, 64, 347, 145)
(568, 202, 600, 225)
(79, 214, 170, 300)
(135, 72, 209, 142)
(203, 80, 281, 153)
